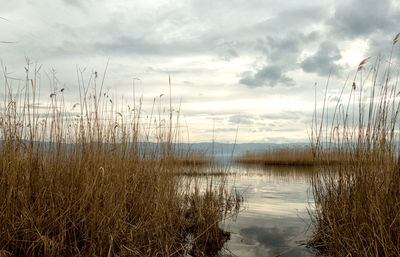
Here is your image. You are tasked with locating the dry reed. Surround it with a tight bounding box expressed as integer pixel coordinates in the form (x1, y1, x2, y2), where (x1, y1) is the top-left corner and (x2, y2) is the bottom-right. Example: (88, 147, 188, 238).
(236, 147, 315, 166)
(309, 33, 400, 256)
(235, 147, 345, 166)
(0, 61, 240, 257)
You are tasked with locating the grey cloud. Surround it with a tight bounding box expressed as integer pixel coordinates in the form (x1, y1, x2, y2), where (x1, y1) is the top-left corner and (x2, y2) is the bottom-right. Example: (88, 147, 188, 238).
(256, 35, 299, 62)
(257, 32, 320, 65)
(54, 23, 79, 38)
(94, 36, 174, 56)
(366, 33, 400, 62)
(250, 6, 329, 35)
(300, 41, 343, 76)
(240, 31, 321, 88)
(329, 0, 399, 38)
(228, 114, 255, 125)
(62, 0, 87, 10)
(215, 40, 239, 61)
(93, 34, 219, 57)
(240, 65, 295, 87)
(218, 48, 238, 61)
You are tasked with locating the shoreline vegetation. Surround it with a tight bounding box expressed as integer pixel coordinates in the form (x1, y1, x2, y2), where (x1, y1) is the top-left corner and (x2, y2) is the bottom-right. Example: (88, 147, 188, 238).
(0, 63, 240, 257)
(235, 147, 317, 166)
(234, 147, 344, 166)
(308, 33, 400, 256)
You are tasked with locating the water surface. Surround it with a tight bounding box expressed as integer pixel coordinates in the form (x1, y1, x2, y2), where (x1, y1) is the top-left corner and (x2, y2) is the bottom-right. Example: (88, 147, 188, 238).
(220, 164, 316, 257)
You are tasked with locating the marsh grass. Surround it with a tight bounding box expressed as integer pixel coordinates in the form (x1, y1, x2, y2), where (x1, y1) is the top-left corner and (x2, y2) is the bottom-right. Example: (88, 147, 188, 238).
(309, 33, 400, 256)
(235, 147, 345, 166)
(236, 147, 315, 166)
(0, 61, 240, 257)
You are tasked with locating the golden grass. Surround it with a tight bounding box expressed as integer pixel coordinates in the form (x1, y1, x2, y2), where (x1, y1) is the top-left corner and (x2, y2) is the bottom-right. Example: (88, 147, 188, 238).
(235, 147, 345, 166)
(309, 33, 400, 256)
(0, 62, 240, 257)
(171, 149, 211, 167)
(236, 147, 315, 166)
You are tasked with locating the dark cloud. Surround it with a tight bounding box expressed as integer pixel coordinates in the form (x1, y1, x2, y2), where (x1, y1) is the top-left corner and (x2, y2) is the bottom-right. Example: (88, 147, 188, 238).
(239, 65, 295, 87)
(240, 31, 321, 88)
(328, 0, 399, 38)
(300, 41, 343, 76)
(255, 33, 317, 62)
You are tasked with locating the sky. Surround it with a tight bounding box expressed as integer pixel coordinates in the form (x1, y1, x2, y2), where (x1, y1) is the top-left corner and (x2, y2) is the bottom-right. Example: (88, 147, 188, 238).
(1, 0, 400, 143)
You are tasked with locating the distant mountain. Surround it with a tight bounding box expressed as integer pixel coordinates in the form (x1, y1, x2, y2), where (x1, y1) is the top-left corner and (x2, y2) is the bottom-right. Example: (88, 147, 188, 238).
(0, 139, 311, 157)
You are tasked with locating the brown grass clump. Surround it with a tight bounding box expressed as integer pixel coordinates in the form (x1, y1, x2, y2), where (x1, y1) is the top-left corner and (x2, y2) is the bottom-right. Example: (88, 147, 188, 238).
(309, 33, 400, 256)
(0, 62, 240, 257)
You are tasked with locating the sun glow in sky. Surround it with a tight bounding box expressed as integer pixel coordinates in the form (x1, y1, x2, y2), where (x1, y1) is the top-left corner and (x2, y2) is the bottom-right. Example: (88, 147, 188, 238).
(1, 0, 400, 143)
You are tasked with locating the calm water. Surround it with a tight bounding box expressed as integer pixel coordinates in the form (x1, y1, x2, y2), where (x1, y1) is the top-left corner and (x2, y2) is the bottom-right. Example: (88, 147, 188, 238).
(219, 164, 316, 257)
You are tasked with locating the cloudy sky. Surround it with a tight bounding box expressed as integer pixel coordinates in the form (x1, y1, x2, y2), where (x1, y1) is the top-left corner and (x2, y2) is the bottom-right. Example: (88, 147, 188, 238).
(1, 0, 400, 143)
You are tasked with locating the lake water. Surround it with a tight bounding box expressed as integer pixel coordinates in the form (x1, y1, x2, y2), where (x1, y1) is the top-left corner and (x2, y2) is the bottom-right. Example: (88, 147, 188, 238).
(219, 164, 316, 257)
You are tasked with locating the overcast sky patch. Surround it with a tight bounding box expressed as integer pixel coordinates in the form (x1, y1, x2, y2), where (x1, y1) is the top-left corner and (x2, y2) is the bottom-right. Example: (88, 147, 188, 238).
(1, 0, 399, 143)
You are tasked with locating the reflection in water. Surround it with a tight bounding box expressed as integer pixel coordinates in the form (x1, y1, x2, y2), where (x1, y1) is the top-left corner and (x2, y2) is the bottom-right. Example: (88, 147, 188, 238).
(239, 226, 309, 257)
(219, 164, 316, 257)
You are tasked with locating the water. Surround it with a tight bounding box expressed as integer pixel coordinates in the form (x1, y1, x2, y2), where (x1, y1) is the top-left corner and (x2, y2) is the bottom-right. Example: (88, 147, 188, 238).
(220, 164, 316, 257)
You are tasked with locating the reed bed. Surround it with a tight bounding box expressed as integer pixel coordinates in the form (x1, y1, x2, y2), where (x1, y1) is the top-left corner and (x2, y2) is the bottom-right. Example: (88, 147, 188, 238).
(236, 147, 315, 166)
(235, 147, 345, 166)
(170, 149, 211, 167)
(0, 62, 240, 257)
(309, 33, 400, 256)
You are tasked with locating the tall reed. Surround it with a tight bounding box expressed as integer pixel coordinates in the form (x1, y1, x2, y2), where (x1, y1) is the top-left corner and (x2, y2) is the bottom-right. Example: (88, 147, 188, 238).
(0, 61, 240, 257)
(310, 33, 400, 256)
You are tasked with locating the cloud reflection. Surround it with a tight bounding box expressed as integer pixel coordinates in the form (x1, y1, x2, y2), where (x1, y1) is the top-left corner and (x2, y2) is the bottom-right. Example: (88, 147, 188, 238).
(239, 226, 313, 257)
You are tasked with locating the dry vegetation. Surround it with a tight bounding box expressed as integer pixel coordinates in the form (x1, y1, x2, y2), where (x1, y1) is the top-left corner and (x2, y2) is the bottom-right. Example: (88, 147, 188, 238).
(309, 33, 400, 256)
(235, 147, 345, 166)
(236, 147, 315, 166)
(0, 62, 240, 257)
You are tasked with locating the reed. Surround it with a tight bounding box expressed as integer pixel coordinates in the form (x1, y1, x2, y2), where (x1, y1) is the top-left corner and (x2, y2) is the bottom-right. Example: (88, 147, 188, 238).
(309, 33, 400, 256)
(235, 147, 345, 166)
(236, 147, 315, 166)
(0, 61, 240, 257)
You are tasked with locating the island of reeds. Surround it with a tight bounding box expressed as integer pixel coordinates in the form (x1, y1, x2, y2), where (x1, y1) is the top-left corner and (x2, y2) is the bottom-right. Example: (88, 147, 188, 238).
(308, 33, 400, 256)
(235, 146, 345, 166)
(0, 63, 240, 257)
(235, 147, 316, 166)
